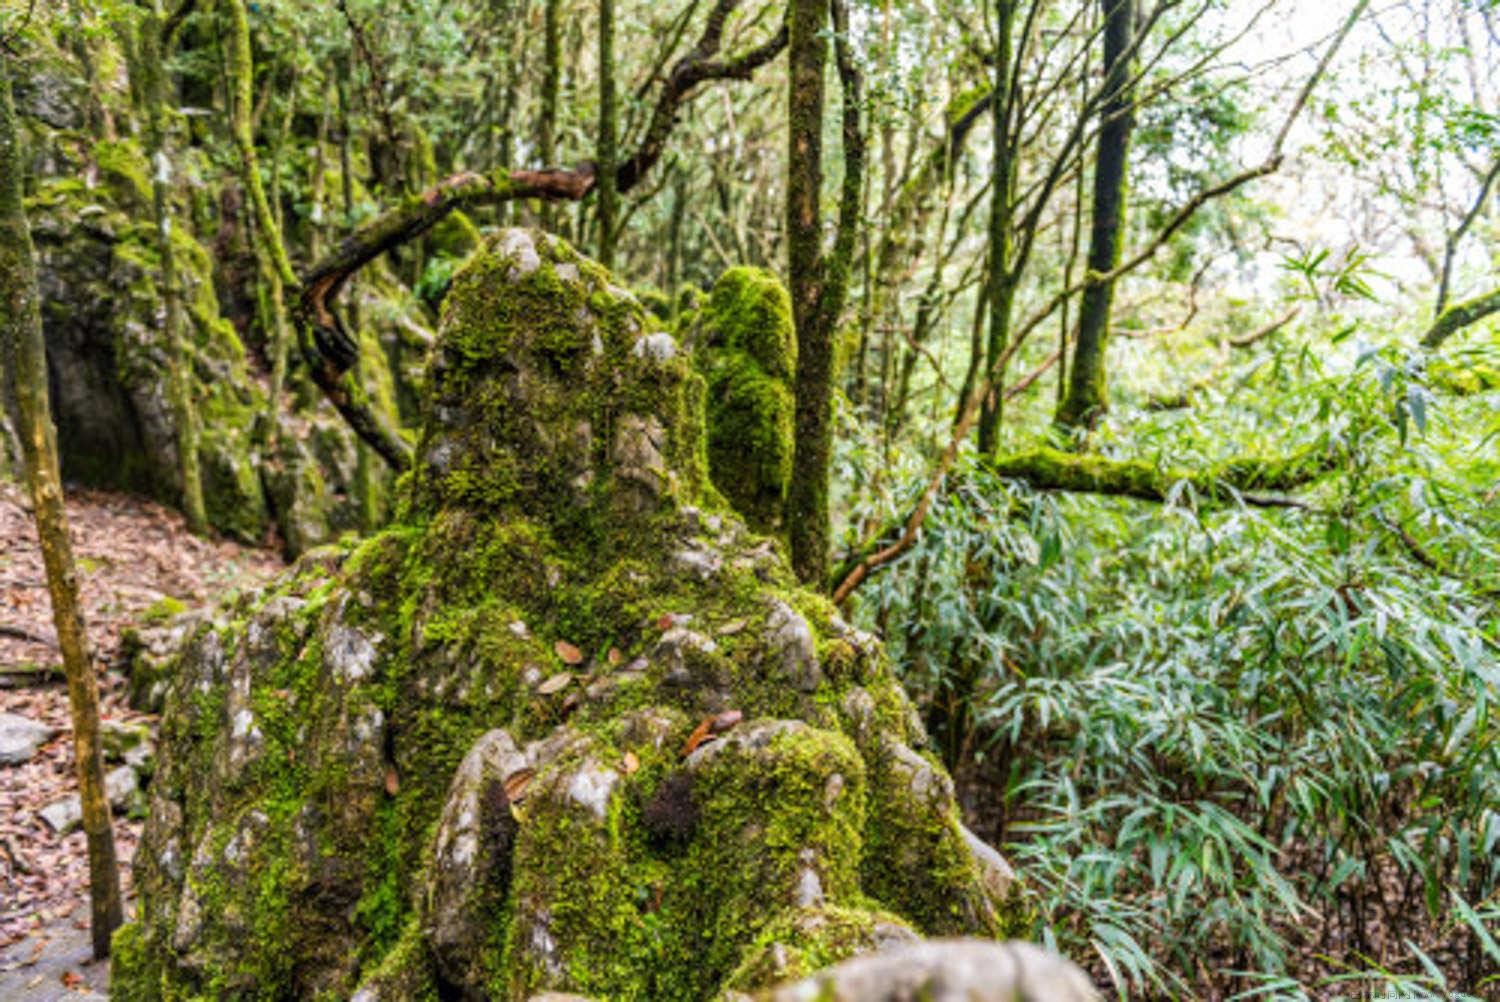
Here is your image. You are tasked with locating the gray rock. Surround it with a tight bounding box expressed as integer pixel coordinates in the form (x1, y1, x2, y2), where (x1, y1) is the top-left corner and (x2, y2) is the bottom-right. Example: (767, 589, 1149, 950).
(38, 765, 140, 833)
(426, 729, 529, 995)
(764, 599, 822, 692)
(0, 711, 57, 765)
(960, 824, 1019, 905)
(102, 717, 152, 761)
(760, 938, 1100, 1002)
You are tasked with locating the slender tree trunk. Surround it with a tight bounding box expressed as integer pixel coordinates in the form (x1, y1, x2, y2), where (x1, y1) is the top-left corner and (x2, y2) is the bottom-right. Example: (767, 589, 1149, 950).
(140, 2, 207, 533)
(596, 0, 619, 268)
(226, 0, 296, 430)
(786, 0, 830, 586)
(666, 165, 686, 307)
(538, 0, 562, 229)
(976, 0, 1016, 457)
(1056, 0, 1137, 432)
(0, 52, 124, 962)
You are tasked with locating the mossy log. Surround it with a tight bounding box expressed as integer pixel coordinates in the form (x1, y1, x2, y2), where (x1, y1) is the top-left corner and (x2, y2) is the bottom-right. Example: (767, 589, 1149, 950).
(989, 445, 1332, 505)
(113, 231, 1093, 1001)
(1421, 285, 1500, 349)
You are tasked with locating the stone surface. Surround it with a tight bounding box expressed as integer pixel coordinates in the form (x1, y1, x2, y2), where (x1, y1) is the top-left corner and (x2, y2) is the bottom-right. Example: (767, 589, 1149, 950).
(0, 711, 56, 765)
(38, 765, 139, 834)
(25, 137, 416, 555)
(759, 939, 1100, 1001)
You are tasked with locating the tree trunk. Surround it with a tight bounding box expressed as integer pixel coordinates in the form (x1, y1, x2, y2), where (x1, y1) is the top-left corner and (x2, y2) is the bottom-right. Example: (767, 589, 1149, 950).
(140, 0, 207, 534)
(785, 0, 830, 587)
(596, 0, 618, 268)
(538, 0, 562, 230)
(226, 0, 297, 428)
(1056, 0, 1137, 433)
(976, 0, 1016, 457)
(0, 51, 124, 962)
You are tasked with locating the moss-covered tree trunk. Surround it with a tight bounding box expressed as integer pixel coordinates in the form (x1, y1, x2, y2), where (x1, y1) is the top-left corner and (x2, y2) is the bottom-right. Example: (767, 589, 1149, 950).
(225, 0, 298, 427)
(976, 0, 1016, 457)
(0, 51, 124, 962)
(1056, 0, 1137, 433)
(538, 0, 563, 230)
(786, 0, 831, 587)
(596, 0, 618, 268)
(139, 1, 207, 533)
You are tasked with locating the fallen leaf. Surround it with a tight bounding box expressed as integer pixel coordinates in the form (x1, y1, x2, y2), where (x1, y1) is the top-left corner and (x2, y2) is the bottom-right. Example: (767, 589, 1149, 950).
(383, 764, 400, 796)
(538, 672, 573, 695)
(622, 751, 640, 774)
(716, 619, 747, 636)
(61, 971, 82, 988)
(680, 716, 716, 758)
(607, 646, 623, 666)
(554, 640, 584, 665)
(504, 769, 534, 801)
(656, 614, 674, 631)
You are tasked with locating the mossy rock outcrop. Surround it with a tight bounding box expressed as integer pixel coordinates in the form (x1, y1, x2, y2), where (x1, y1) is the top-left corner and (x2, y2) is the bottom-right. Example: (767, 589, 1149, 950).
(115, 230, 1085, 1001)
(27, 139, 403, 554)
(686, 266, 796, 536)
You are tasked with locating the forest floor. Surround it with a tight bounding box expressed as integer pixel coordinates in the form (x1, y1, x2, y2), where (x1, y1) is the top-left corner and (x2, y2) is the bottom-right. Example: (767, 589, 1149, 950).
(0, 483, 281, 997)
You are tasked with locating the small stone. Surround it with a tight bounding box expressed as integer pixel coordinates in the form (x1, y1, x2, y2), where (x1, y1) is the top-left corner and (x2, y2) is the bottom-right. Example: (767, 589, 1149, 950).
(670, 545, 722, 581)
(764, 599, 822, 692)
(538, 672, 573, 695)
(38, 766, 138, 833)
(102, 717, 152, 762)
(498, 228, 542, 275)
(795, 865, 823, 908)
(0, 711, 57, 766)
(631, 331, 678, 362)
(961, 823, 1019, 904)
(564, 761, 618, 822)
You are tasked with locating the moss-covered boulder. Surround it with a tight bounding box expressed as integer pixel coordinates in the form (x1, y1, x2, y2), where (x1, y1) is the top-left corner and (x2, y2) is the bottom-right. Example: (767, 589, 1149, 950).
(687, 266, 797, 534)
(114, 230, 1070, 1002)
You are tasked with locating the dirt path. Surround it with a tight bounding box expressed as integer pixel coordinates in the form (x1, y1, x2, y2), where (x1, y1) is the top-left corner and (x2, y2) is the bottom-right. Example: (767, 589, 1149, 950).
(0, 483, 282, 993)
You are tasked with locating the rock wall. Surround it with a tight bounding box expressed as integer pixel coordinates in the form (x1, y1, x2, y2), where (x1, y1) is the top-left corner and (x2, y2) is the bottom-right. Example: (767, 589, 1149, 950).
(11, 33, 421, 555)
(111, 230, 1094, 1001)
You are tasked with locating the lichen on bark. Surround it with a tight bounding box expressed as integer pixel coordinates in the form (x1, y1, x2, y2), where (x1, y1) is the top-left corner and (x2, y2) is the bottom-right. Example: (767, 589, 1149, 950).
(115, 230, 1035, 1002)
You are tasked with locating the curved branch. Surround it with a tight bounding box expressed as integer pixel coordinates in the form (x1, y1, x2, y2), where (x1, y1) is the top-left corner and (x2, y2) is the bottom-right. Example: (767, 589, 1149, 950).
(293, 3, 789, 470)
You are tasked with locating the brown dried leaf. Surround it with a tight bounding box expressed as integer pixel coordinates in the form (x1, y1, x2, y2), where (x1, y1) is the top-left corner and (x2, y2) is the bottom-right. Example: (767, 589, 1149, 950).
(383, 764, 400, 796)
(608, 646, 623, 666)
(504, 769, 534, 802)
(622, 751, 640, 774)
(680, 716, 716, 758)
(554, 640, 584, 665)
(538, 672, 573, 695)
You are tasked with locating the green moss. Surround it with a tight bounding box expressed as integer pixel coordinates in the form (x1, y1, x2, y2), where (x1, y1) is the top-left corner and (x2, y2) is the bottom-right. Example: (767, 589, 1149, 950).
(694, 268, 798, 534)
(93, 138, 152, 207)
(109, 923, 162, 1002)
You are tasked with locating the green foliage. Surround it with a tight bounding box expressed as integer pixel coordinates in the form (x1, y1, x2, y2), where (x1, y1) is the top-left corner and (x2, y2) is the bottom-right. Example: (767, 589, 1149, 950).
(850, 327, 1500, 998)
